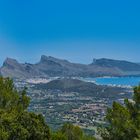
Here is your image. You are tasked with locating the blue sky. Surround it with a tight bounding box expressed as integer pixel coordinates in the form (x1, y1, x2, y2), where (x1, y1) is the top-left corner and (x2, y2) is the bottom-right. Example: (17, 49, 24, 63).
(0, 0, 140, 65)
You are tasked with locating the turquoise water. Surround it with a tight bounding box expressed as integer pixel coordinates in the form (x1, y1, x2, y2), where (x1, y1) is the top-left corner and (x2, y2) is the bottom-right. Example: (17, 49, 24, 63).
(84, 77, 140, 87)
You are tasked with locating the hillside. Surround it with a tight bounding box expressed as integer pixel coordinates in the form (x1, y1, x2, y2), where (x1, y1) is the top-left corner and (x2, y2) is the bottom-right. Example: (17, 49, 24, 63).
(34, 78, 130, 98)
(91, 58, 140, 73)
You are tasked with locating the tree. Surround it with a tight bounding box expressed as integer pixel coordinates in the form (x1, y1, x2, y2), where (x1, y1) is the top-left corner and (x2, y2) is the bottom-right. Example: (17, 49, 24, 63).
(0, 77, 50, 140)
(51, 131, 67, 140)
(99, 85, 140, 140)
(59, 123, 96, 140)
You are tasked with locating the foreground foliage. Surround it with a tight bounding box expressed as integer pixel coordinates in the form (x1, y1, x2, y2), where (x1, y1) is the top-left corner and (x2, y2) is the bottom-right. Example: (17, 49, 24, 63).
(52, 123, 96, 140)
(0, 77, 50, 140)
(100, 86, 140, 140)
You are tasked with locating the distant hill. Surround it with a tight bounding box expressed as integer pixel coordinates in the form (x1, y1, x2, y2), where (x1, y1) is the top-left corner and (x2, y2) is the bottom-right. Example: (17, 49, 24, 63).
(1, 55, 140, 78)
(34, 78, 130, 98)
(38, 78, 97, 90)
(91, 58, 140, 71)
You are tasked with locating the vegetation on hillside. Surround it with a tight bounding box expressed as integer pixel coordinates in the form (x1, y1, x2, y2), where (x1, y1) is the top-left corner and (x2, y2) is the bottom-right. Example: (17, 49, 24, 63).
(35, 78, 128, 98)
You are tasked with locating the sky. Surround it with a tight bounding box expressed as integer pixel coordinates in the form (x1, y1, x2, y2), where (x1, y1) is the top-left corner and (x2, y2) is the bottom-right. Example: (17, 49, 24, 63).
(0, 0, 140, 65)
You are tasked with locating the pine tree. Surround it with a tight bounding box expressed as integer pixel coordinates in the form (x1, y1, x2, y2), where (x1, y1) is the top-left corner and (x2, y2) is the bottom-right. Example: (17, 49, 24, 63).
(99, 85, 140, 140)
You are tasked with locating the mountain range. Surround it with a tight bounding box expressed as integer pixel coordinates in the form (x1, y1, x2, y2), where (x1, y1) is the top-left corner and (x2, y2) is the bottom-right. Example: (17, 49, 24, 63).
(1, 55, 140, 79)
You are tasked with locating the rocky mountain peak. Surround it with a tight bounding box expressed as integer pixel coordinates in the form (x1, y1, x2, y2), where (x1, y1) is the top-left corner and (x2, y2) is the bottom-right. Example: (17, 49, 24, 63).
(3, 58, 19, 67)
(40, 55, 54, 63)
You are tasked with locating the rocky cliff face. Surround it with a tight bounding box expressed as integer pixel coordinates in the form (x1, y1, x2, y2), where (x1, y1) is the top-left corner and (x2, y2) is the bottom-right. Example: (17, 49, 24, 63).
(1, 55, 140, 79)
(0, 58, 42, 79)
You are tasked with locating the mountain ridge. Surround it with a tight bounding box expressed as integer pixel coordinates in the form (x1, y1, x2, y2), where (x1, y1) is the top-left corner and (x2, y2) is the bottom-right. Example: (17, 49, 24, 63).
(1, 55, 140, 79)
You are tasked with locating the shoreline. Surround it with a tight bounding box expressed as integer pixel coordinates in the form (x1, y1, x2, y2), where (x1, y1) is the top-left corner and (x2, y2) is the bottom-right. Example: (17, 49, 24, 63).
(78, 76, 139, 89)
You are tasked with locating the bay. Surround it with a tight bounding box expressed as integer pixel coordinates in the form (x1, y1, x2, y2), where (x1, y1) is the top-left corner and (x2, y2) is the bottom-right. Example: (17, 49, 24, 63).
(83, 77, 140, 87)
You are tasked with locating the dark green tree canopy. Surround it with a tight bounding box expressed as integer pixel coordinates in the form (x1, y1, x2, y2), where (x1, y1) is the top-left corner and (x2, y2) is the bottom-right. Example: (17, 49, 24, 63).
(0, 77, 50, 140)
(52, 123, 96, 140)
(100, 85, 140, 140)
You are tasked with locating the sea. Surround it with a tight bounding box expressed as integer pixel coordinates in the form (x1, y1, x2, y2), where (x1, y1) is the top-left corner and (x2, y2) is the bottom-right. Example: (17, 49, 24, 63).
(82, 77, 140, 87)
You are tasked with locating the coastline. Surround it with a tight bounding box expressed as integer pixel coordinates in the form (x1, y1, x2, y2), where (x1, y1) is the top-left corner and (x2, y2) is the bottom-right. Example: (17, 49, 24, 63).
(79, 76, 140, 89)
